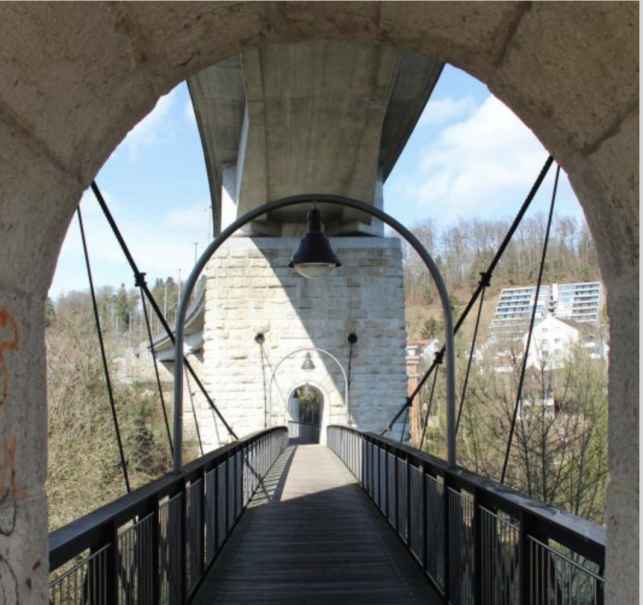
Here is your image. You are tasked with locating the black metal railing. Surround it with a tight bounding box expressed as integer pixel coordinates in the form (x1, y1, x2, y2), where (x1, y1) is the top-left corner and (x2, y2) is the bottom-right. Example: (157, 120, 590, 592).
(328, 425, 605, 605)
(49, 427, 288, 605)
(288, 421, 320, 444)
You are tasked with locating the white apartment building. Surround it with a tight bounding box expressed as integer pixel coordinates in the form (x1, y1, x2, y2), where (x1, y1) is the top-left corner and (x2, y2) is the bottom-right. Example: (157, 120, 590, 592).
(490, 285, 551, 338)
(491, 281, 603, 339)
(551, 282, 603, 323)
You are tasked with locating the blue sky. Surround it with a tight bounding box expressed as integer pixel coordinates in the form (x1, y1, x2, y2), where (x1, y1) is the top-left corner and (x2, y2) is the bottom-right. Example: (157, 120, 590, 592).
(49, 65, 584, 299)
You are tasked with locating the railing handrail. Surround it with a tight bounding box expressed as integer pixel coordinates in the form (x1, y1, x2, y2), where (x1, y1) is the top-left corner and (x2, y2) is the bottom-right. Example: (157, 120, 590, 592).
(49, 426, 287, 573)
(182, 427, 286, 477)
(328, 424, 606, 565)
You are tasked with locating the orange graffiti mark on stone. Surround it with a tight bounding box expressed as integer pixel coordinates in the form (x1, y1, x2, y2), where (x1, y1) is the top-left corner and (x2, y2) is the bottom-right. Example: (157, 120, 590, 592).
(0, 437, 30, 500)
(0, 309, 19, 407)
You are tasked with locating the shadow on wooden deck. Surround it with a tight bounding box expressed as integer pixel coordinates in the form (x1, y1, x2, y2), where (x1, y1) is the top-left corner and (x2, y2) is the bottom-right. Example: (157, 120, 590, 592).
(191, 445, 442, 605)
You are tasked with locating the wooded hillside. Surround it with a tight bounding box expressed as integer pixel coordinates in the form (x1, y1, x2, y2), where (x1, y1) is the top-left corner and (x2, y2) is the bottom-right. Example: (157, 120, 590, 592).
(399, 213, 601, 339)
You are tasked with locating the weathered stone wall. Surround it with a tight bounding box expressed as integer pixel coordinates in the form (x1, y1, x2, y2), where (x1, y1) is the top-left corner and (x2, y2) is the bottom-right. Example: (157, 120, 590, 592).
(194, 236, 407, 447)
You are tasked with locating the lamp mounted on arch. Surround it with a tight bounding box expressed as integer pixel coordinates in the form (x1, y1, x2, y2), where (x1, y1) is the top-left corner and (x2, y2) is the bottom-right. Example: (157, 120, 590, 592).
(289, 204, 341, 279)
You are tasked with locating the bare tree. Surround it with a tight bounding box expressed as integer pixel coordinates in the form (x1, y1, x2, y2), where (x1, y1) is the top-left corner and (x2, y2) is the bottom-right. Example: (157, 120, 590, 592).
(456, 340, 608, 523)
(46, 301, 170, 530)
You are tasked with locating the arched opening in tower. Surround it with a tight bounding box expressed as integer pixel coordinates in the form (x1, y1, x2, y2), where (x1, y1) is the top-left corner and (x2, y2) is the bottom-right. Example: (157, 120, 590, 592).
(288, 384, 324, 444)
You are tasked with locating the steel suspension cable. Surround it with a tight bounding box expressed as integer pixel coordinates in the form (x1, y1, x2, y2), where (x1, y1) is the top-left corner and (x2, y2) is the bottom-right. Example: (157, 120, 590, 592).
(184, 370, 205, 456)
(90, 181, 238, 439)
(399, 406, 410, 442)
(210, 402, 221, 446)
(77, 206, 131, 493)
(500, 164, 561, 484)
(205, 376, 222, 446)
(256, 340, 290, 421)
(456, 275, 489, 434)
(419, 357, 441, 452)
(381, 155, 554, 436)
(257, 340, 270, 429)
(138, 284, 173, 457)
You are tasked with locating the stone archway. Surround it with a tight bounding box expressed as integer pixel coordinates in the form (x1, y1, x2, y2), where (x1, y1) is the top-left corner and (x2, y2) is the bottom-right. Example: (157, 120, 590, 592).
(288, 384, 325, 445)
(290, 384, 324, 426)
(0, 3, 636, 602)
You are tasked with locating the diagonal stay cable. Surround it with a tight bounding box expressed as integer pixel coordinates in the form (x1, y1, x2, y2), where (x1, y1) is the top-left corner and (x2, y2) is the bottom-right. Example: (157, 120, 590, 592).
(399, 406, 410, 442)
(456, 275, 489, 434)
(381, 154, 554, 436)
(138, 284, 173, 457)
(500, 164, 561, 484)
(207, 381, 222, 446)
(90, 181, 238, 440)
(257, 341, 271, 429)
(77, 206, 131, 493)
(184, 370, 205, 457)
(419, 352, 442, 452)
(258, 340, 289, 419)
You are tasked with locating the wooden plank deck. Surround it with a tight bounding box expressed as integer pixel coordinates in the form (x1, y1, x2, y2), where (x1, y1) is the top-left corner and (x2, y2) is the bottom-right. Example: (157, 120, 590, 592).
(192, 444, 442, 605)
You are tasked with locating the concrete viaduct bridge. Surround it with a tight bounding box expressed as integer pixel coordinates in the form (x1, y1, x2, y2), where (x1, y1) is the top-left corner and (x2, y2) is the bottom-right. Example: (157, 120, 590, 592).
(0, 3, 637, 604)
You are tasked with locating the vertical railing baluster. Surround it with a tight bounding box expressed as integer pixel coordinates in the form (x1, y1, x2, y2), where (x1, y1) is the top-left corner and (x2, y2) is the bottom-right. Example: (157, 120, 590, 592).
(214, 461, 220, 555)
(473, 489, 483, 605)
(519, 510, 531, 605)
(443, 473, 452, 605)
(103, 520, 119, 605)
(199, 468, 206, 583)
(393, 447, 399, 529)
(370, 438, 375, 499)
(152, 499, 161, 605)
(234, 450, 239, 523)
(405, 455, 411, 546)
(243, 446, 248, 508)
(366, 438, 371, 495)
(421, 462, 428, 572)
(385, 444, 390, 519)
(180, 478, 188, 605)
(238, 450, 243, 518)
(225, 452, 234, 539)
(373, 443, 379, 506)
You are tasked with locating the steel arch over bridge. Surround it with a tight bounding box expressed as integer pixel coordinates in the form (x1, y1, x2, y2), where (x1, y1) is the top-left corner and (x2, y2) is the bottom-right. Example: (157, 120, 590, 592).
(173, 193, 457, 472)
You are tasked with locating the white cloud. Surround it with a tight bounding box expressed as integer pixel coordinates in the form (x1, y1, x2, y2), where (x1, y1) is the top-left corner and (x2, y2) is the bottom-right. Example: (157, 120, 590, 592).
(419, 95, 477, 126)
(122, 202, 210, 276)
(407, 96, 551, 222)
(55, 190, 125, 266)
(50, 191, 212, 299)
(117, 88, 179, 160)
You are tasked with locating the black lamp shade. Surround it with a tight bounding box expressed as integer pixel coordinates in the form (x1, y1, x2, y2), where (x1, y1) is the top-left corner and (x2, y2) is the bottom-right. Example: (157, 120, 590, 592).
(289, 206, 341, 278)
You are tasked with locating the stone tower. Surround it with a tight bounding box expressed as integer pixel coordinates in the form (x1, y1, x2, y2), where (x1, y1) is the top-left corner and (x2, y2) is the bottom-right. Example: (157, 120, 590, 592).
(198, 236, 407, 446)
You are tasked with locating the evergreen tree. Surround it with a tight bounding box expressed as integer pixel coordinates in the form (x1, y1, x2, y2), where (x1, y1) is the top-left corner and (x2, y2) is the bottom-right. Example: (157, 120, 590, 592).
(114, 283, 130, 331)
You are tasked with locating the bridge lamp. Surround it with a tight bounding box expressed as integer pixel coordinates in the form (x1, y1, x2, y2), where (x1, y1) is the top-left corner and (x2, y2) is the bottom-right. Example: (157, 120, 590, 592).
(288, 204, 341, 278)
(301, 352, 315, 371)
